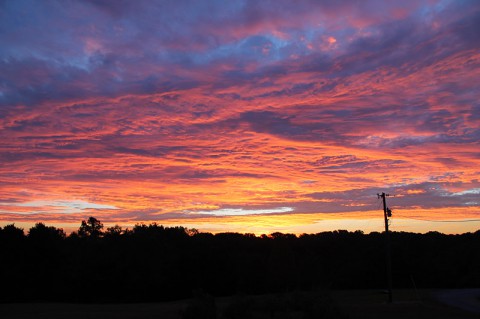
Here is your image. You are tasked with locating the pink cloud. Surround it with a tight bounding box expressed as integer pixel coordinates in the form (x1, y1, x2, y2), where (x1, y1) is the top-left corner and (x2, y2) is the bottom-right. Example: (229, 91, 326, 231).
(1, 0, 479, 234)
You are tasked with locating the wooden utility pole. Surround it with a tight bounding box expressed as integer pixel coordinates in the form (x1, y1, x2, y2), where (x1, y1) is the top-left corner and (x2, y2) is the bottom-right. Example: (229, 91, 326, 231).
(378, 192, 393, 303)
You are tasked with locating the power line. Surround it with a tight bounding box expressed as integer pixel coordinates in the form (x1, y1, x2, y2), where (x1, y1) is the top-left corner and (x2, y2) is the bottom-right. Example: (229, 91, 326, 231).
(395, 216, 480, 223)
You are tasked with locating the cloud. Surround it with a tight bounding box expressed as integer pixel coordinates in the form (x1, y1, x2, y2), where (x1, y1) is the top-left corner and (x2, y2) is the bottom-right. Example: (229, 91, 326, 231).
(1, 0, 479, 233)
(0, 199, 118, 215)
(189, 206, 294, 216)
(305, 181, 480, 213)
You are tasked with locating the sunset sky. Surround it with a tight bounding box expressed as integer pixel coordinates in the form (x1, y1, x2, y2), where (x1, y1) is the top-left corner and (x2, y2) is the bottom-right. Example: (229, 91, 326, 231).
(1, 0, 479, 235)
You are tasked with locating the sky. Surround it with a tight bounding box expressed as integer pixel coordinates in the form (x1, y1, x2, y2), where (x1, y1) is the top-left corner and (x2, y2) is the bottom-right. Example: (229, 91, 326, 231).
(1, 0, 480, 235)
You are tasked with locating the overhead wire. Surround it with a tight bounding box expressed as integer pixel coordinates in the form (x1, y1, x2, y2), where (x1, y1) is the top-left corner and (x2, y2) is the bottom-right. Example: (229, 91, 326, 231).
(375, 194, 480, 223)
(393, 216, 480, 223)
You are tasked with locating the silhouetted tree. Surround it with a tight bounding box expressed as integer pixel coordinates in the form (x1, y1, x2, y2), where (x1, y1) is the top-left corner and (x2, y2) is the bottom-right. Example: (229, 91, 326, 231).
(1, 219, 478, 303)
(78, 217, 104, 238)
(0, 223, 25, 243)
(1, 223, 24, 237)
(105, 225, 124, 237)
(269, 232, 297, 240)
(0, 224, 27, 301)
(28, 222, 66, 242)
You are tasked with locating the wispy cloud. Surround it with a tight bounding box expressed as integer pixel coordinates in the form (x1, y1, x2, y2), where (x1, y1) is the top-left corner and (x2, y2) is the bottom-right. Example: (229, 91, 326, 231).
(0, 199, 118, 214)
(190, 207, 294, 216)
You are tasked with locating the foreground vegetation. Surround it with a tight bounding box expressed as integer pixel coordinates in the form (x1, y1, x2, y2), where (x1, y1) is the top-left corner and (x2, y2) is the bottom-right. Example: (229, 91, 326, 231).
(1, 218, 479, 303)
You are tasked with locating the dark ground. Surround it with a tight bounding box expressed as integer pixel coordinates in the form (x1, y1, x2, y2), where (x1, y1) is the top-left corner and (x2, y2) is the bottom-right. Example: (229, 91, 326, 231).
(1, 289, 479, 319)
(330, 289, 480, 319)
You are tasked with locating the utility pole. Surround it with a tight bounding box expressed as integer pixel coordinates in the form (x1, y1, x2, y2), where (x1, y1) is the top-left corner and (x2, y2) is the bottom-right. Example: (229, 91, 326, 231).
(378, 192, 393, 303)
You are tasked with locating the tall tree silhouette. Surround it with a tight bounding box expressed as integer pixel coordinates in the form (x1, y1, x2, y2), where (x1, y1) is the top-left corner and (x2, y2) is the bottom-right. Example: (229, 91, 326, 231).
(78, 217, 104, 238)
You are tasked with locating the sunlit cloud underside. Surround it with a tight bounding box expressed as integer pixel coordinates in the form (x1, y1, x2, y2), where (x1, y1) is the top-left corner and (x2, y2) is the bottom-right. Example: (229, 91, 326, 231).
(0, 0, 479, 234)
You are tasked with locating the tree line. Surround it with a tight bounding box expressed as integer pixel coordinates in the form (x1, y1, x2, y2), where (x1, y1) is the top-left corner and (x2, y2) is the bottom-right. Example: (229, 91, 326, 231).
(1, 217, 479, 303)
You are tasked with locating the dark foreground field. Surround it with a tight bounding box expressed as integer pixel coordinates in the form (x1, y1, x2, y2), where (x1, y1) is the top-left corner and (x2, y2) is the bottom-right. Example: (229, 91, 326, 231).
(330, 289, 480, 319)
(1, 289, 479, 319)
(2, 224, 479, 318)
